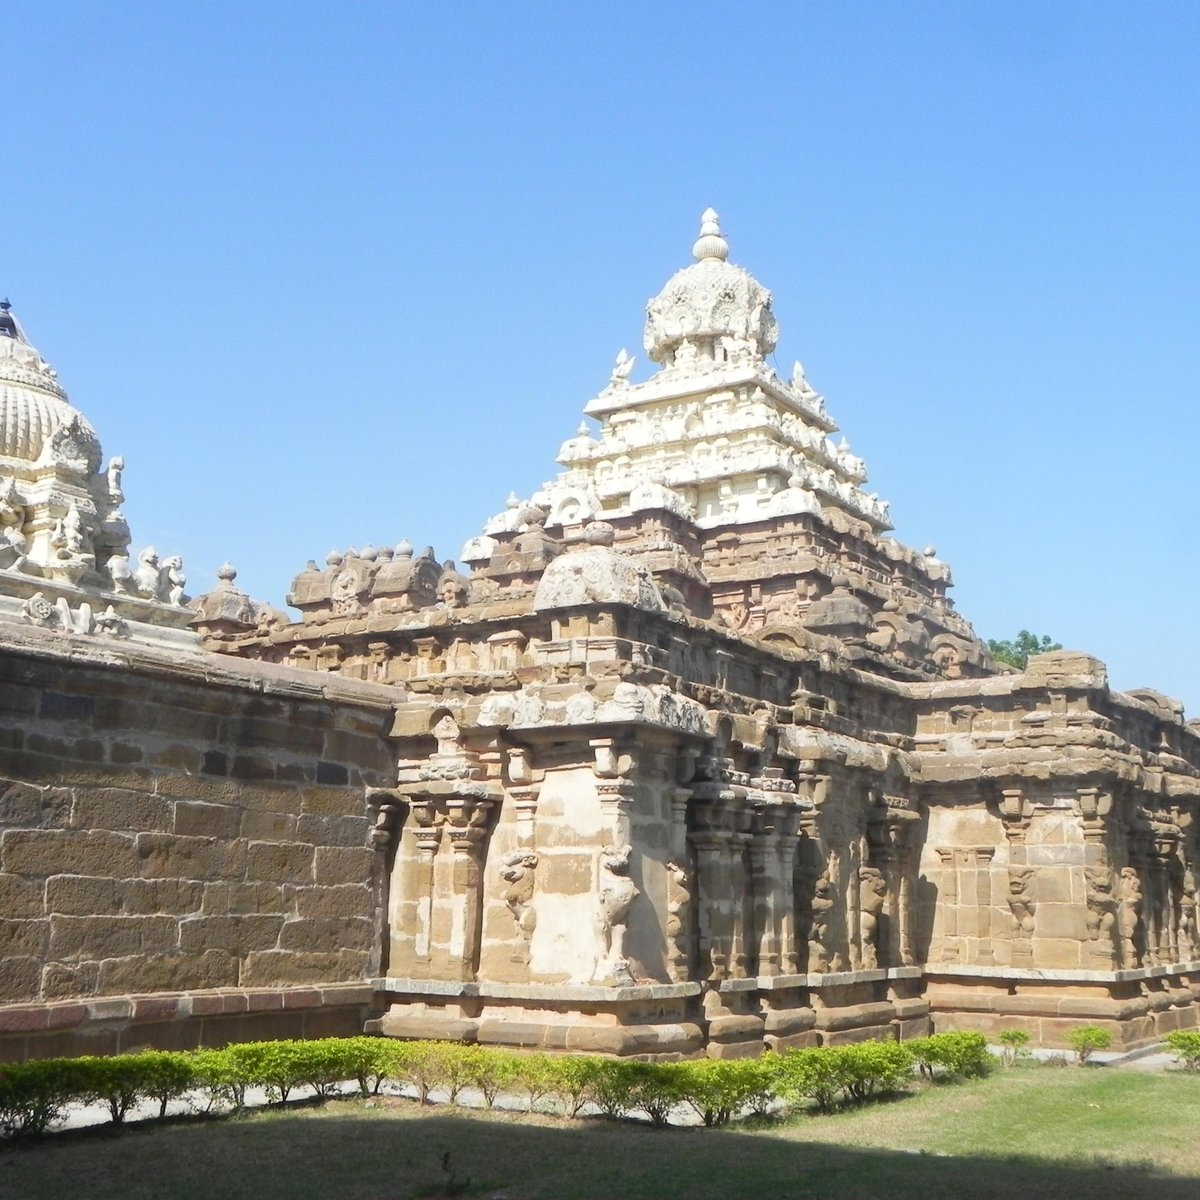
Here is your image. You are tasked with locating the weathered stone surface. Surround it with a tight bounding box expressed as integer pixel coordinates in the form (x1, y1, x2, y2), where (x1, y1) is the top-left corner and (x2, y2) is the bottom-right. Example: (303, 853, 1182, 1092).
(314, 846, 374, 886)
(3, 829, 138, 878)
(178, 915, 285, 955)
(173, 801, 241, 839)
(245, 841, 314, 884)
(295, 884, 372, 921)
(45, 874, 125, 915)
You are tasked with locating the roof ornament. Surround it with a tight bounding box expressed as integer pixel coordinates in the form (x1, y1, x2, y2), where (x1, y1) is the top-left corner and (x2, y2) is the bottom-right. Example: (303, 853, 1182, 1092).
(0, 299, 22, 340)
(691, 208, 729, 263)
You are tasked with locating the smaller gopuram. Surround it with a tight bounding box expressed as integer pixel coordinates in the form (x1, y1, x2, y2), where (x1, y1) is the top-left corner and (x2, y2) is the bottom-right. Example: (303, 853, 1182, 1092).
(0, 301, 194, 645)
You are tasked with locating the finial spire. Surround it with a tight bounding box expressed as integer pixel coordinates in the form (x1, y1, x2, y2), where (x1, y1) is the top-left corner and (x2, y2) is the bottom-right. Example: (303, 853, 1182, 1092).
(692, 207, 729, 263)
(0, 300, 21, 341)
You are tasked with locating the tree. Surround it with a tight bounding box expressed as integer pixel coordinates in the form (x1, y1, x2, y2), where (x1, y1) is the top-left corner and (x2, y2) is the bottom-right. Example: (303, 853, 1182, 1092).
(987, 630, 1062, 669)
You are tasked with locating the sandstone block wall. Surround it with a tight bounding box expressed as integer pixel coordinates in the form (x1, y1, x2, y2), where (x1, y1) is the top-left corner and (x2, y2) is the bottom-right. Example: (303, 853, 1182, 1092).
(0, 627, 396, 1059)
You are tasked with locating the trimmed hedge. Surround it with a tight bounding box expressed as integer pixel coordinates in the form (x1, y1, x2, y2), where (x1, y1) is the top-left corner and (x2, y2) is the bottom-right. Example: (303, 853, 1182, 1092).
(1164, 1030, 1200, 1070)
(0, 1031, 995, 1139)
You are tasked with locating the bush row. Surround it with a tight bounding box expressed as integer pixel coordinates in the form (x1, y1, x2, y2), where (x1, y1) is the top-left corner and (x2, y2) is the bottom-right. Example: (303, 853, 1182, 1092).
(0, 1031, 993, 1139)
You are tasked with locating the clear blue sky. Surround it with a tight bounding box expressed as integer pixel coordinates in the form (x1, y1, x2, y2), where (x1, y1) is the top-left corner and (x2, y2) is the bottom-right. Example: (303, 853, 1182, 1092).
(7, 2, 1200, 709)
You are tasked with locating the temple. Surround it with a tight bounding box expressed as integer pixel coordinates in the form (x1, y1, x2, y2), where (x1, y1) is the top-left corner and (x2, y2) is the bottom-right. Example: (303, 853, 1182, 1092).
(1, 215, 1198, 1060)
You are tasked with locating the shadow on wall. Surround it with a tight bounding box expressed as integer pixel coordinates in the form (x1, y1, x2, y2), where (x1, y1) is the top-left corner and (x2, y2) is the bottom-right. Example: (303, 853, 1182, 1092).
(916, 873, 939, 964)
(9, 1106, 1197, 1200)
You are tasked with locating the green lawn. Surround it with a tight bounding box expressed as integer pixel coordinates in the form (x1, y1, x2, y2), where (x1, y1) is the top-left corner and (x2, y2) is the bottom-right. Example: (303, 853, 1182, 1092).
(3, 1066, 1199, 1200)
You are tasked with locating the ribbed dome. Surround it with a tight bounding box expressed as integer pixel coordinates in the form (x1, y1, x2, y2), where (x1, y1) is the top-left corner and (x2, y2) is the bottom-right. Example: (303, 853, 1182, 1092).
(643, 209, 779, 365)
(0, 312, 101, 472)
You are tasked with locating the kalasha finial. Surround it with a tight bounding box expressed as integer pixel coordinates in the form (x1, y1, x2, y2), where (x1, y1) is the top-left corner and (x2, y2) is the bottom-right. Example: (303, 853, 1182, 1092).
(0, 299, 11, 313)
(216, 562, 238, 583)
(692, 207, 729, 263)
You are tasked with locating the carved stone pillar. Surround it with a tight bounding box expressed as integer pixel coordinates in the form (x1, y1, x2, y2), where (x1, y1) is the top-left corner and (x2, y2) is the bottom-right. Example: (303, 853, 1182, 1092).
(591, 737, 635, 844)
(749, 803, 782, 977)
(1077, 787, 1118, 966)
(933, 847, 959, 962)
(777, 805, 802, 975)
(409, 798, 443, 973)
(794, 770, 834, 973)
(506, 745, 539, 848)
(365, 787, 405, 977)
(1175, 807, 1198, 962)
(729, 805, 753, 979)
(690, 824, 729, 982)
(996, 788, 1034, 966)
(867, 796, 920, 969)
(1153, 822, 1180, 965)
(443, 795, 497, 982)
(665, 785, 694, 983)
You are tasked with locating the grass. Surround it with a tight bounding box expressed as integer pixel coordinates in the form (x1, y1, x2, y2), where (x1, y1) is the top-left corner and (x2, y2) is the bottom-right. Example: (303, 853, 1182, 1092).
(2, 1065, 1199, 1200)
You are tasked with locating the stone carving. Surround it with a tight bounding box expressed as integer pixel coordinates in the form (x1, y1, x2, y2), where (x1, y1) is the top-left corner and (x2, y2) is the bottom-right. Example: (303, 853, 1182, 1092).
(162, 556, 187, 606)
(437, 561, 470, 609)
(593, 843, 637, 985)
(135, 548, 162, 597)
(809, 872, 835, 972)
(0, 480, 28, 572)
(858, 866, 887, 969)
(1180, 867, 1198, 961)
(21, 592, 54, 626)
(1120, 867, 1144, 967)
(21, 591, 127, 638)
(106, 547, 187, 606)
(499, 851, 538, 946)
(1084, 867, 1118, 950)
(609, 348, 635, 386)
(1008, 868, 1036, 934)
(665, 858, 693, 980)
(532, 544, 667, 614)
(106, 455, 124, 502)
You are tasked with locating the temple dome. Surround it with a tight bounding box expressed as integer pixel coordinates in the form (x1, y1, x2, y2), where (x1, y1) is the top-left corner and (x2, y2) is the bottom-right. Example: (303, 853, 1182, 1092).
(643, 209, 779, 365)
(0, 305, 101, 472)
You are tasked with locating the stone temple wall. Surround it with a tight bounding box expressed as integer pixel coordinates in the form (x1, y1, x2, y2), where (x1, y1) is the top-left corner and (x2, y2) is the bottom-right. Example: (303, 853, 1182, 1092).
(0, 622, 394, 1060)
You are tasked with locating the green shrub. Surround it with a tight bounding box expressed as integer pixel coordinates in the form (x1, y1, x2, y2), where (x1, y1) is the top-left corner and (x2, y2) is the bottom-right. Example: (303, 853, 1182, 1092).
(436, 1043, 476, 1105)
(838, 1041, 915, 1102)
(623, 1061, 687, 1127)
(510, 1051, 558, 1112)
(997, 1029, 1032, 1067)
(676, 1058, 776, 1126)
(225, 1041, 308, 1104)
(338, 1036, 396, 1097)
(75, 1054, 150, 1125)
(907, 1032, 992, 1081)
(586, 1058, 638, 1120)
(1164, 1030, 1200, 1070)
(544, 1054, 604, 1118)
(776, 1047, 849, 1113)
(296, 1038, 361, 1100)
(777, 1041, 916, 1113)
(0, 1059, 80, 1137)
(1066, 1025, 1112, 1066)
(464, 1045, 518, 1108)
(388, 1041, 449, 1105)
(191, 1048, 246, 1111)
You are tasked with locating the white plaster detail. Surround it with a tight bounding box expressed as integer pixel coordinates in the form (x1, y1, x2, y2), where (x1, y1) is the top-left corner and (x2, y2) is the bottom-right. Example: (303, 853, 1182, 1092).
(532, 546, 667, 613)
